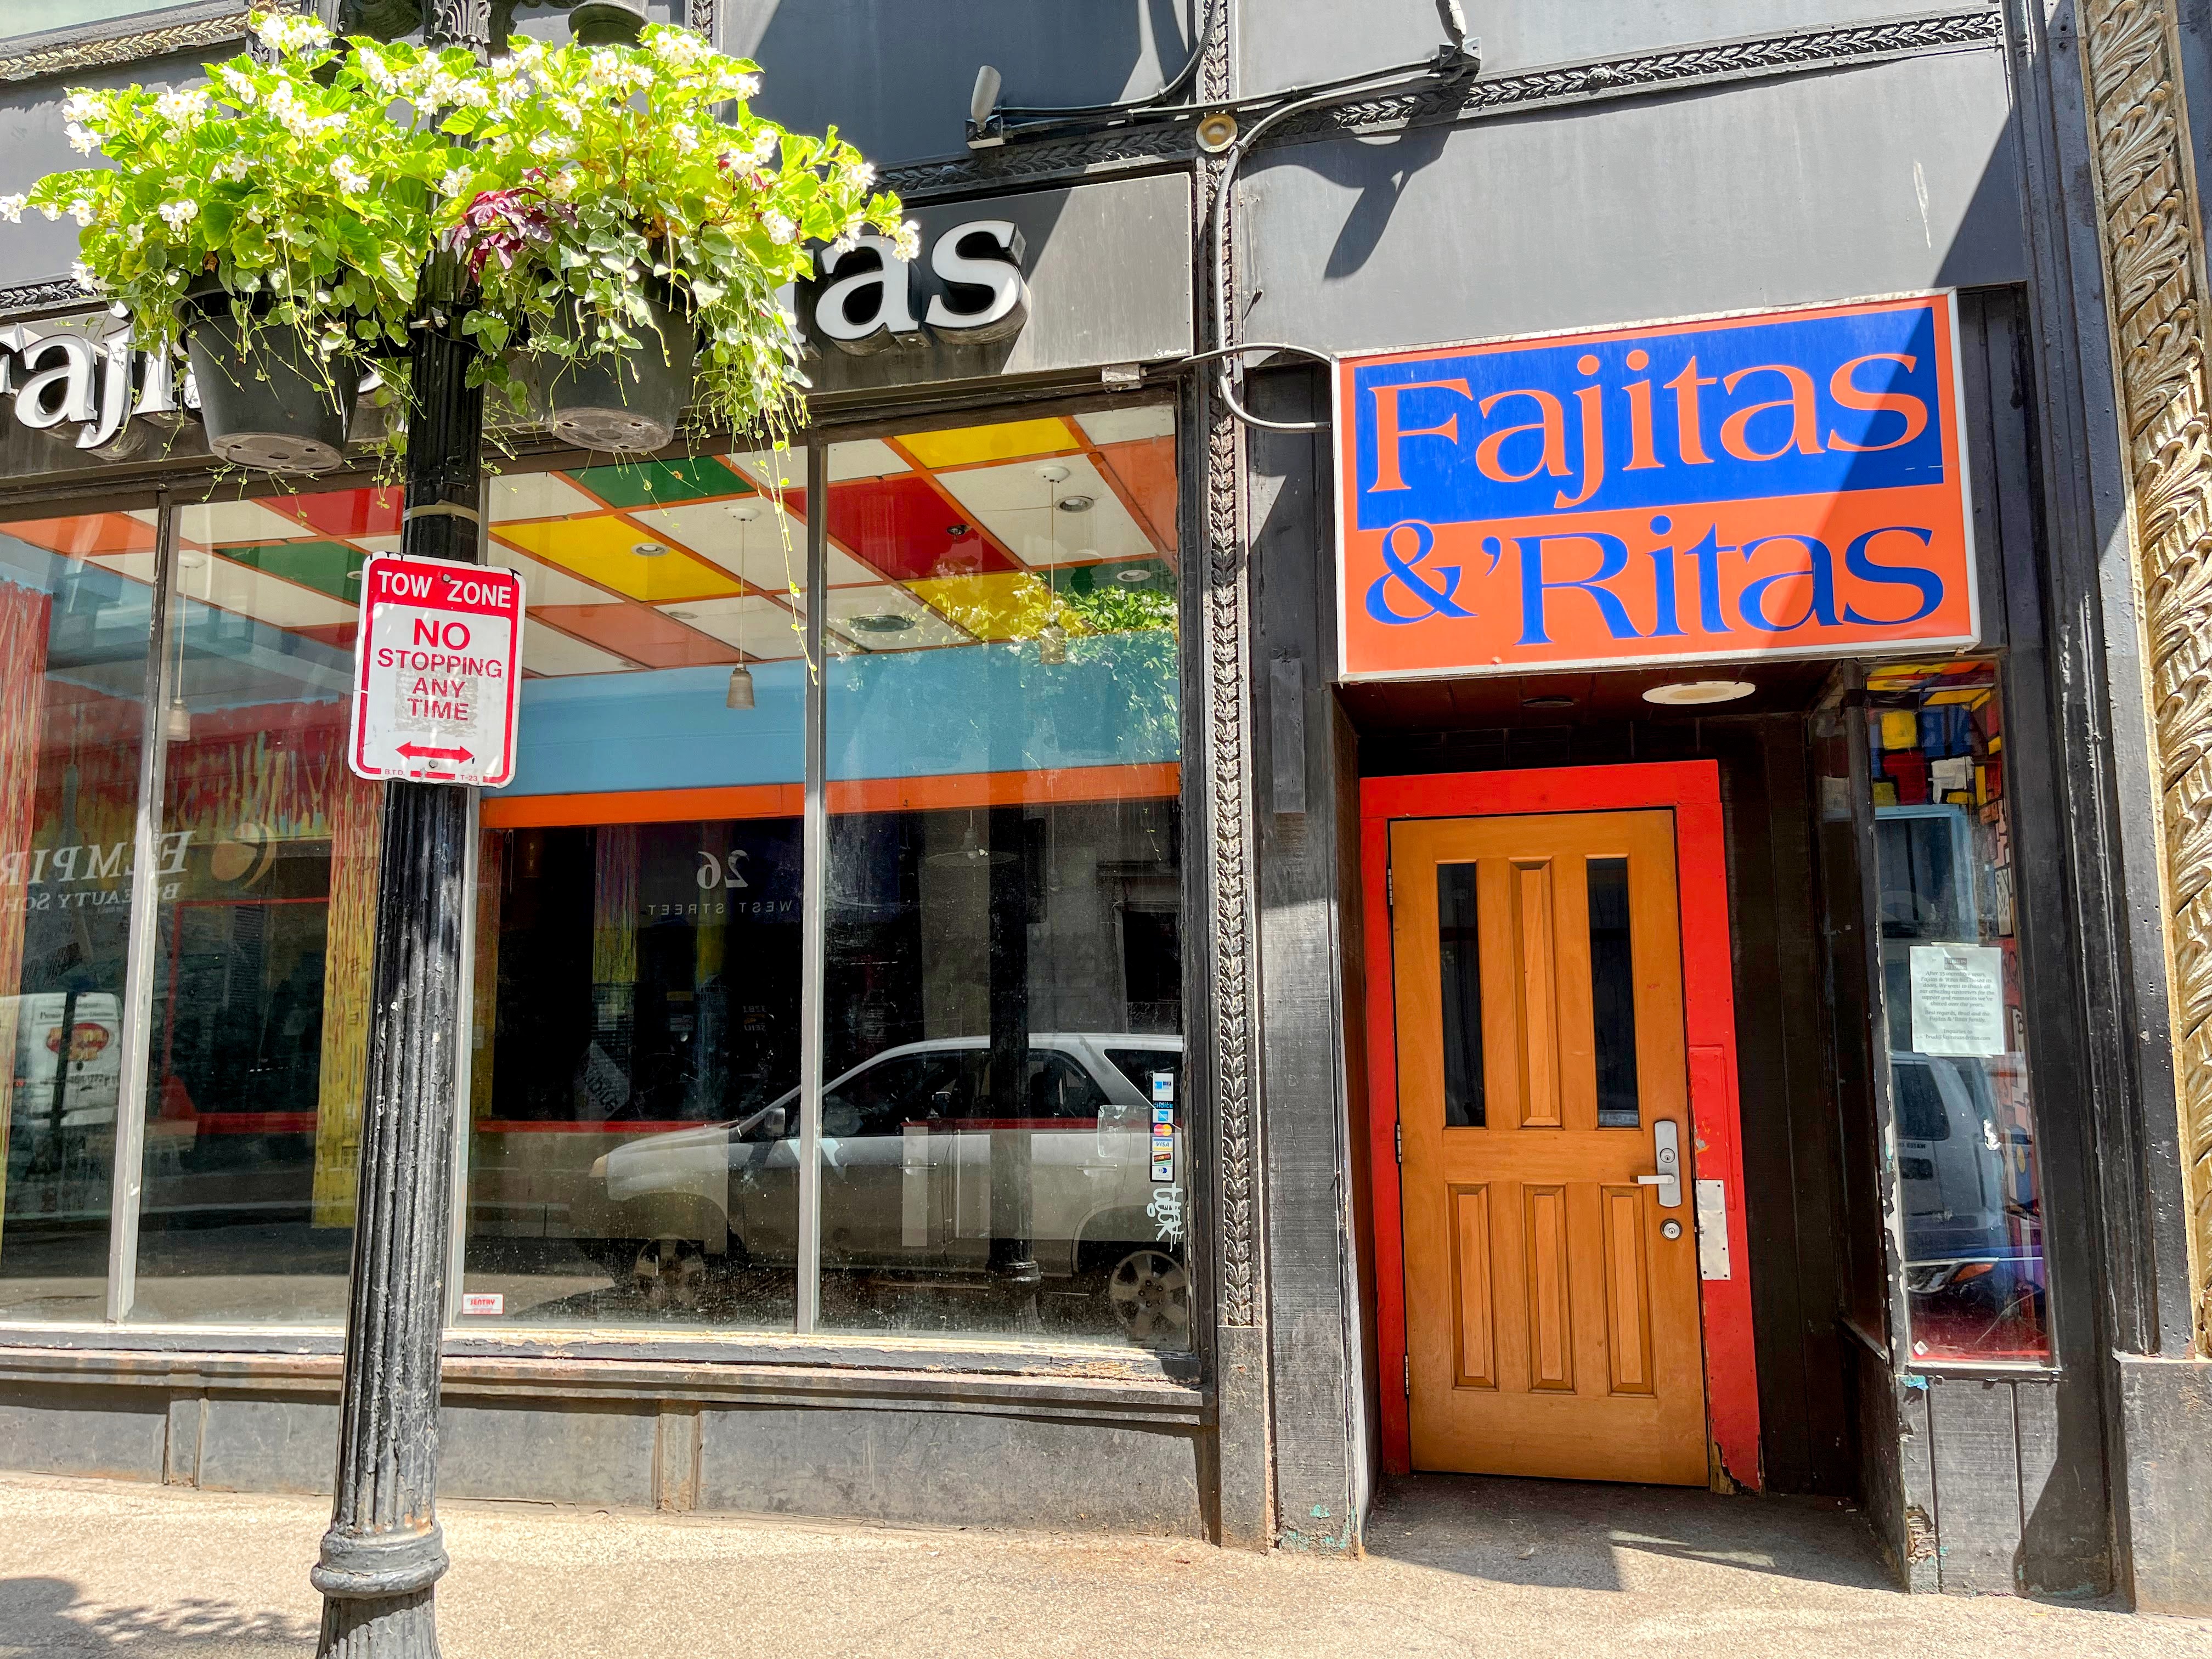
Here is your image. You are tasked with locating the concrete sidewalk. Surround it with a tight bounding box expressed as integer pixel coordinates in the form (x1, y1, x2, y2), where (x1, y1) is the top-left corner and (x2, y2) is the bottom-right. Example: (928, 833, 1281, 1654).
(1, 1471, 2205, 1658)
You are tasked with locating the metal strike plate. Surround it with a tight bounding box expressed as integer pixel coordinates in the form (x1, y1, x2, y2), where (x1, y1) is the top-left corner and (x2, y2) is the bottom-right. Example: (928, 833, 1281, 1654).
(1695, 1178, 1731, 1280)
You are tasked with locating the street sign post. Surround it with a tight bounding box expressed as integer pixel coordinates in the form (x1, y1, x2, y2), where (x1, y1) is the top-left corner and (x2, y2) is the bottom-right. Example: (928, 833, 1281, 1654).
(348, 552, 523, 787)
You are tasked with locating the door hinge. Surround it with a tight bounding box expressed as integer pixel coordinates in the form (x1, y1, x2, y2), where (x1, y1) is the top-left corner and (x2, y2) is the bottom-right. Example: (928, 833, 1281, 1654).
(1404, 1355, 1412, 1396)
(1386, 865, 1394, 907)
(1395, 1120, 1403, 1164)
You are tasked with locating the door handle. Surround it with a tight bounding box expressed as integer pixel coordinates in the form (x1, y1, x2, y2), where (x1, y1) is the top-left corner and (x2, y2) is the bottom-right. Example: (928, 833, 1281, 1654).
(1636, 1119, 1683, 1208)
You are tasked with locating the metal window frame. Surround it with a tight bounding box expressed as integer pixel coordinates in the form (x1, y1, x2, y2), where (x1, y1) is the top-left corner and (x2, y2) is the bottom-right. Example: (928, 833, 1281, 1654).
(1, 395, 1205, 1364)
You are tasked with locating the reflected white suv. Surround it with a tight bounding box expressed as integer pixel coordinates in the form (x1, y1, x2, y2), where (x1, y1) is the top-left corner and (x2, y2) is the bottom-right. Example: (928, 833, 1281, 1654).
(573, 1034, 1188, 1343)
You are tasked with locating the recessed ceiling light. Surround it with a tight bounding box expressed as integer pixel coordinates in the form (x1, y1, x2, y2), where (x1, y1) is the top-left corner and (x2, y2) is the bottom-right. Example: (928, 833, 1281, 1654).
(848, 612, 915, 634)
(1521, 693, 1575, 710)
(1057, 495, 1094, 514)
(667, 610, 698, 620)
(631, 541, 669, 558)
(1114, 567, 1153, 586)
(1643, 680, 1756, 706)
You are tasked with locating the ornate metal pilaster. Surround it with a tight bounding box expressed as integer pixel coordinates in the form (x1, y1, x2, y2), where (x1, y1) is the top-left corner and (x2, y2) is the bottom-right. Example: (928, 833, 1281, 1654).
(1192, 0, 1271, 1550)
(2078, 0, 2212, 1351)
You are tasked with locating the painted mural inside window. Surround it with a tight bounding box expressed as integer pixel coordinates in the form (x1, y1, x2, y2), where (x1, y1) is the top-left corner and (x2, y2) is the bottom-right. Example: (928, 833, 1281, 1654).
(0, 512, 153, 1323)
(456, 403, 1187, 1348)
(1869, 657, 2049, 1362)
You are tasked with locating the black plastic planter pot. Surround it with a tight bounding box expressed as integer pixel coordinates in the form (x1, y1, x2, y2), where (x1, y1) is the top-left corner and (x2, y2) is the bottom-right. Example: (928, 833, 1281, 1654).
(541, 295, 696, 454)
(183, 312, 360, 475)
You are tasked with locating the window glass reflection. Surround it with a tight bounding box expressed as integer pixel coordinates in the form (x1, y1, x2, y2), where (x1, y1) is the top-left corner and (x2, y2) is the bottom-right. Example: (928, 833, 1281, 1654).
(1868, 658, 2049, 1361)
(0, 512, 154, 1322)
(462, 451, 810, 1329)
(129, 491, 382, 1323)
(818, 407, 1188, 1348)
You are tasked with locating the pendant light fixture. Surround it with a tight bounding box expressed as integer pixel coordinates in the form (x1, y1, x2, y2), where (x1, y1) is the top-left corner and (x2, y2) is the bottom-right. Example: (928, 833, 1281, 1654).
(1036, 464, 1069, 665)
(166, 551, 201, 741)
(726, 500, 757, 710)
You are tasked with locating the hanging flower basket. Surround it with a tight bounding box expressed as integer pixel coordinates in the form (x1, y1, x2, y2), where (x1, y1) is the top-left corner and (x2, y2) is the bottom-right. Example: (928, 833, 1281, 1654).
(8, 12, 912, 471)
(182, 281, 362, 472)
(538, 288, 696, 453)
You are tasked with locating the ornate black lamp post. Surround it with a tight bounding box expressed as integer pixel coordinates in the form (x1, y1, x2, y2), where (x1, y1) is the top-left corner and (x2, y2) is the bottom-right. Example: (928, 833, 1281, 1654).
(307, 3, 646, 1655)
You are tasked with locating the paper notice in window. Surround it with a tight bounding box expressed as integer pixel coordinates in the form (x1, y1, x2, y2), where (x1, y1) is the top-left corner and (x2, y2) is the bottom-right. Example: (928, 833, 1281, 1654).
(1909, 943, 2006, 1057)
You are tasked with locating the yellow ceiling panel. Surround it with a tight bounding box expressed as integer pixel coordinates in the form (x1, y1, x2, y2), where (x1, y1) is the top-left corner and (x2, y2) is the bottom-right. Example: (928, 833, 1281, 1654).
(907, 571, 1073, 641)
(497, 515, 742, 603)
(898, 417, 1080, 471)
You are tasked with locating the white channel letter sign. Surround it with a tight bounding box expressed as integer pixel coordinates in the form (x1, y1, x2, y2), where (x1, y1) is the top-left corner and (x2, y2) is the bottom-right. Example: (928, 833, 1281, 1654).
(349, 554, 524, 788)
(811, 219, 1030, 353)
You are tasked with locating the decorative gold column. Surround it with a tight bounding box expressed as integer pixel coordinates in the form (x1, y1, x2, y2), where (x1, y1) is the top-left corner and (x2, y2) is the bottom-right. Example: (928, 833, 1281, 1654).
(2081, 0, 2212, 1349)
(312, 765, 385, 1228)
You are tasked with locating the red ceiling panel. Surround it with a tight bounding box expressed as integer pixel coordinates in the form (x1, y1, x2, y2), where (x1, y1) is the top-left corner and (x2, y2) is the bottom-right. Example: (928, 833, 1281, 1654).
(825, 474, 1015, 582)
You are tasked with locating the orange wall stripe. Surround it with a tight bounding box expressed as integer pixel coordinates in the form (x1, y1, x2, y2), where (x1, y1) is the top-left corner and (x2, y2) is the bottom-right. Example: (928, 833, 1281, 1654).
(481, 763, 1180, 829)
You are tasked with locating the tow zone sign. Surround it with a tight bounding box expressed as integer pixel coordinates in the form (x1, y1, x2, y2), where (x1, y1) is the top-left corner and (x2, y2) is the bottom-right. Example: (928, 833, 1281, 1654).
(349, 553, 524, 787)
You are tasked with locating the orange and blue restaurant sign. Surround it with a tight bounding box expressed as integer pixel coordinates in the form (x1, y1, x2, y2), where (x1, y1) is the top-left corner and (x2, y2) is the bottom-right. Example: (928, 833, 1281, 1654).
(1334, 292, 1978, 680)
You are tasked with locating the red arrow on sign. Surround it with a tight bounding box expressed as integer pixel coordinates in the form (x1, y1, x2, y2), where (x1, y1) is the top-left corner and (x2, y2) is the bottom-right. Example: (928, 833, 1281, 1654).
(395, 742, 475, 763)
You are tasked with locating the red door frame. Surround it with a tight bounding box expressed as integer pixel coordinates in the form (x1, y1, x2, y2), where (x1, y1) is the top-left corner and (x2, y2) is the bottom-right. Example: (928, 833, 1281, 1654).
(1359, 760, 1761, 1489)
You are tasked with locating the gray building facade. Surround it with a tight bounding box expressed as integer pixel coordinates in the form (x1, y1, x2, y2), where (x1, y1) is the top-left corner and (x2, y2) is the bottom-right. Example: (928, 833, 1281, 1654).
(0, 0, 2207, 1616)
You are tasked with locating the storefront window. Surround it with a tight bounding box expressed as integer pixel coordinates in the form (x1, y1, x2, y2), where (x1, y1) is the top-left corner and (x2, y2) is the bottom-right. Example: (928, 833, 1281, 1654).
(462, 455, 806, 1328)
(127, 490, 383, 1324)
(817, 409, 1187, 1347)
(0, 511, 154, 1322)
(1867, 658, 2049, 1361)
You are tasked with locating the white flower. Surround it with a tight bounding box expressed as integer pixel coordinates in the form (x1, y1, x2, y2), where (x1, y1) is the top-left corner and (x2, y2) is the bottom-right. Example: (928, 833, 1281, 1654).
(731, 72, 762, 99)
(66, 196, 94, 227)
(825, 231, 858, 262)
(251, 12, 332, 55)
(65, 122, 100, 156)
(440, 167, 470, 196)
(216, 64, 258, 106)
(329, 154, 370, 195)
(60, 91, 99, 123)
(845, 161, 876, 189)
(646, 27, 713, 69)
(213, 155, 251, 182)
(157, 198, 198, 231)
(154, 86, 211, 125)
(750, 128, 778, 164)
(527, 130, 573, 160)
(670, 122, 697, 150)
(761, 210, 795, 245)
(70, 259, 104, 292)
(891, 219, 921, 262)
(0, 194, 23, 224)
(356, 46, 397, 93)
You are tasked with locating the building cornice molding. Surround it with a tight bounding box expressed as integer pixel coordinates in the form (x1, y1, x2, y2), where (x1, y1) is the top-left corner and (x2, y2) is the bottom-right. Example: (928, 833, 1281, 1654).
(2079, 0, 2212, 1351)
(882, 4, 2001, 204)
(0, 3, 254, 87)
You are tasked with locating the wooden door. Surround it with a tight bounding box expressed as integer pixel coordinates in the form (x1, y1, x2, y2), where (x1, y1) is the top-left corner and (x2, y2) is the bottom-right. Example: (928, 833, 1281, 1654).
(1391, 809, 1707, 1485)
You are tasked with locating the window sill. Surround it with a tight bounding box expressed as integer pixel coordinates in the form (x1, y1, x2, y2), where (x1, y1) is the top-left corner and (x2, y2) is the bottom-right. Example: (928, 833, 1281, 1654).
(0, 1321, 1207, 1419)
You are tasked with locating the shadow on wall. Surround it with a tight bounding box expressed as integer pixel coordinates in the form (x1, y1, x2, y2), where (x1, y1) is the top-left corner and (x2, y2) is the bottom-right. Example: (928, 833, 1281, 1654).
(737, 0, 1197, 163)
(1235, 57, 2028, 346)
(0, 1576, 315, 1652)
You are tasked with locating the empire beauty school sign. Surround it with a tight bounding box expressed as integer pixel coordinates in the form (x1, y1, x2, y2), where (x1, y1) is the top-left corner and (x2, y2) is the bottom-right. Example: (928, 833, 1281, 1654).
(1334, 293, 1978, 680)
